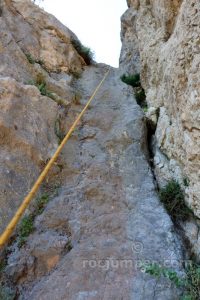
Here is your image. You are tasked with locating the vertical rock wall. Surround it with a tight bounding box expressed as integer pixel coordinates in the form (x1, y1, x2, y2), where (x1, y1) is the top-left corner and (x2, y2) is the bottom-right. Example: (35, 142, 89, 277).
(120, 0, 200, 218)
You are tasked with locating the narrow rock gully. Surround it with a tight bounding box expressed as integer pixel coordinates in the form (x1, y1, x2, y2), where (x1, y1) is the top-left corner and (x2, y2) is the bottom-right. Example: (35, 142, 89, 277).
(6, 65, 185, 299)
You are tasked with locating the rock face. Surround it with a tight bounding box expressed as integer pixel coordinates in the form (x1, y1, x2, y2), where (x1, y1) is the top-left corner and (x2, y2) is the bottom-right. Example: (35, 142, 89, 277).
(0, 1, 186, 299)
(6, 65, 184, 300)
(0, 78, 58, 231)
(120, 0, 200, 218)
(0, 0, 86, 232)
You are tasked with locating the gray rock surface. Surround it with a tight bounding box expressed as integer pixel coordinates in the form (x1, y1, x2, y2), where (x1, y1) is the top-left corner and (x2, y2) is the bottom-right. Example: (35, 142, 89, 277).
(7, 66, 184, 299)
(0, 1, 187, 299)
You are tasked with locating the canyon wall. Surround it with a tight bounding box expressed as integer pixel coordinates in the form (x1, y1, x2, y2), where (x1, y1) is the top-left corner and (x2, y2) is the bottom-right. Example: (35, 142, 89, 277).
(0, 1, 186, 298)
(120, 0, 200, 218)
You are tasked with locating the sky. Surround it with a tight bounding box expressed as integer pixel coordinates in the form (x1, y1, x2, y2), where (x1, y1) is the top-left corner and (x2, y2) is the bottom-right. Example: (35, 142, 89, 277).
(40, 0, 127, 67)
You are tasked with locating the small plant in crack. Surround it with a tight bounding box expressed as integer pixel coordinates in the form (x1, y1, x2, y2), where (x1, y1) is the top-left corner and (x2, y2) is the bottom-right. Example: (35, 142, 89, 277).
(71, 39, 94, 65)
(25, 53, 35, 64)
(183, 177, 190, 187)
(54, 117, 65, 144)
(142, 105, 148, 113)
(17, 192, 52, 247)
(65, 240, 73, 252)
(142, 261, 200, 300)
(120, 73, 147, 108)
(27, 74, 56, 100)
(143, 262, 184, 287)
(120, 73, 140, 87)
(135, 88, 147, 108)
(34, 193, 50, 215)
(159, 179, 193, 222)
(70, 70, 82, 79)
(73, 92, 82, 105)
(18, 215, 34, 248)
(0, 260, 6, 274)
(25, 52, 45, 67)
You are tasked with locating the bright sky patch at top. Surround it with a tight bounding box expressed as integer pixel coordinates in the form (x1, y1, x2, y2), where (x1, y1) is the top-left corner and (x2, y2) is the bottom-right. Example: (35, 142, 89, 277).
(41, 0, 127, 67)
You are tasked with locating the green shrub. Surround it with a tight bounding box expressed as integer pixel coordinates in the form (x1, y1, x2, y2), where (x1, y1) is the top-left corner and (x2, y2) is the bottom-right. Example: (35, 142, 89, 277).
(71, 39, 94, 65)
(143, 262, 200, 300)
(120, 73, 140, 87)
(18, 216, 34, 247)
(143, 263, 184, 287)
(159, 179, 192, 222)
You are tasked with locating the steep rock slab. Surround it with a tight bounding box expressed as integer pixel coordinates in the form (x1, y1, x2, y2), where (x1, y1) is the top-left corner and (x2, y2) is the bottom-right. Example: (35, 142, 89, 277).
(9, 66, 184, 299)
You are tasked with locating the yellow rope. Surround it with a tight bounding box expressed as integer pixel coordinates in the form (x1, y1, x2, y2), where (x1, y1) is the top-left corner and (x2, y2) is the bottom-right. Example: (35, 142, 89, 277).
(0, 68, 110, 249)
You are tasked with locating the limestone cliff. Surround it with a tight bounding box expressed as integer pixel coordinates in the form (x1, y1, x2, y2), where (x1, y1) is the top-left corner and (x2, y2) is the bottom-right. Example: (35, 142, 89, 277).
(0, 1, 186, 299)
(120, 0, 200, 219)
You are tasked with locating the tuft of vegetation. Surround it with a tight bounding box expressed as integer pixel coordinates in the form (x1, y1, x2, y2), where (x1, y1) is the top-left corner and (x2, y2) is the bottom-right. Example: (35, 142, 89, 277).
(120, 73, 140, 87)
(135, 88, 146, 107)
(34, 193, 50, 215)
(143, 106, 148, 113)
(73, 92, 82, 105)
(0, 285, 15, 300)
(143, 263, 184, 287)
(142, 261, 200, 300)
(28, 74, 55, 100)
(184, 262, 200, 300)
(27, 74, 67, 107)
(25, 53, 35, 64)
(183, 177, 190, 187)
(120, 73, 147, 108)
(25, 53, 44, 67)
(70, 70, 82, 79)
(36, 81, 54, 98)
(18, 215, 34, 247)
(54, 117, 65, 144)
(159, 179, 192, 222)
(0, 260, 6, 274)
(17, 192, 52, 247)
(71, 39, 94, 65)
(65, 240, 73, 252)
